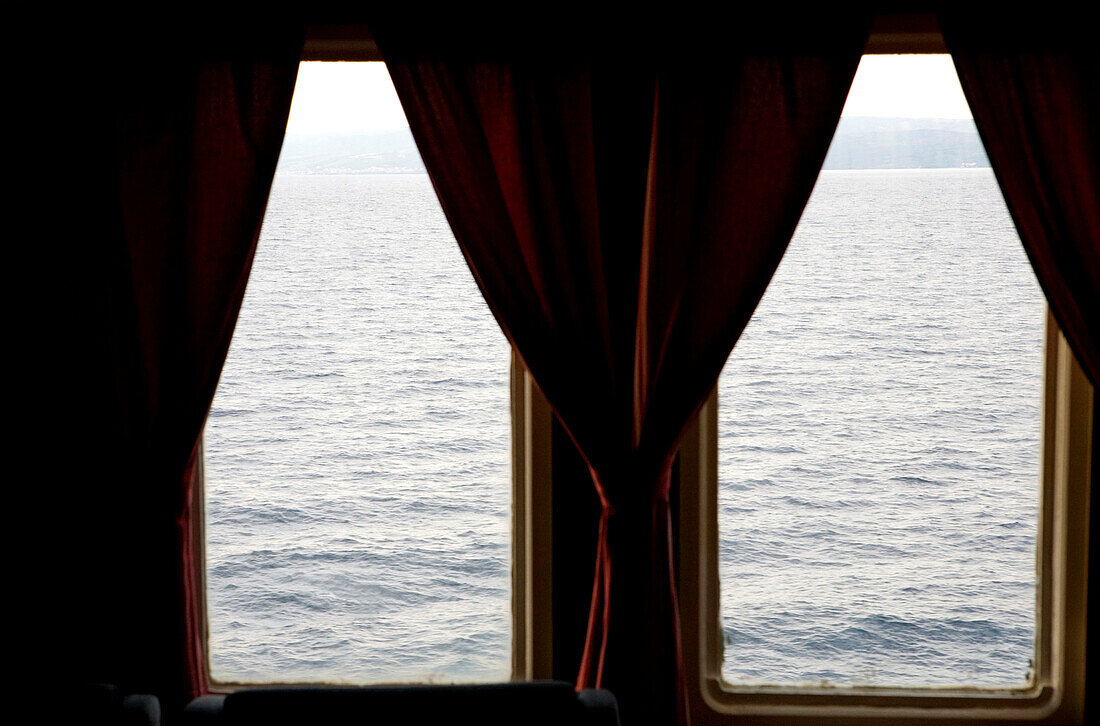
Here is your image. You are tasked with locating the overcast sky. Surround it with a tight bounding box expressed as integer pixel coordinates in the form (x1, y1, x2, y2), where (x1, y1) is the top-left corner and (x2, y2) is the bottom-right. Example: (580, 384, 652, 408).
(841, 54, 972, 119)
(283, 54, 973, 136)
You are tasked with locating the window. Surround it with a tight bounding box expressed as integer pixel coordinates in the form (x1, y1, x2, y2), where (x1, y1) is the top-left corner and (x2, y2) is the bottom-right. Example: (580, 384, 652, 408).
(716, 54, 1041, 692)
(673, 42, 1091, 726)
(202, 60, 514, 686)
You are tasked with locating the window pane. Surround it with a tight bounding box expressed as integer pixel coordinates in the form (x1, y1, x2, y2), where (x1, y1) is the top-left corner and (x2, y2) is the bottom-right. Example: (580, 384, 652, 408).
(204, 64, 511, 684)
(717, 57, 1043, 689)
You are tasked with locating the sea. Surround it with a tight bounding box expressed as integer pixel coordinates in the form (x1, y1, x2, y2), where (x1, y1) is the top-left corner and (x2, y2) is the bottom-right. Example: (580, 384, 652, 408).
(204, 167, 1043, 689)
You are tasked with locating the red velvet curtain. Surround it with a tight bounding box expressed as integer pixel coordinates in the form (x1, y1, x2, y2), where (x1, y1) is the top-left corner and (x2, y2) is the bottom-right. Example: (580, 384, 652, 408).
(54, 26, 303, 713)
(940, 15, 1099, 718)
(939, 14, 1099, 386)
(373, 15, 870, 725)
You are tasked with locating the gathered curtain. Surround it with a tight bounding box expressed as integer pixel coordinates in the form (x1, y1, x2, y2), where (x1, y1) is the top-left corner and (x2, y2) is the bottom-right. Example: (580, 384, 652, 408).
(940, 15, 1099, 716)
(58, 27, 303, 711)
(373, 15, 871, 725)
(939, 13, 1100, 387)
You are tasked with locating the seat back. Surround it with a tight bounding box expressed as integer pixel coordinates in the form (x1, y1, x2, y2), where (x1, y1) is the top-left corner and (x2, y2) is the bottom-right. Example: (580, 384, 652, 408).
(185, 681, 619, 726)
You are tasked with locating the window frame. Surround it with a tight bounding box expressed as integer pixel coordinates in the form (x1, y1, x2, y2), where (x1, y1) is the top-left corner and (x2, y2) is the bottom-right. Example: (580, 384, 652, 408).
(675, 310, 1090, 724)
(511, 349, 555, 681)
(667, 17, 1094, 720)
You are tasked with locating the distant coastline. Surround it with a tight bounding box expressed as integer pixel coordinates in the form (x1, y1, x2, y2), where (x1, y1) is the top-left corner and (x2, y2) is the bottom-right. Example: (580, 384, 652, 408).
(822, 117, 989, 170)
(277, 128, 428, 175)
(276, 117, 990, 176)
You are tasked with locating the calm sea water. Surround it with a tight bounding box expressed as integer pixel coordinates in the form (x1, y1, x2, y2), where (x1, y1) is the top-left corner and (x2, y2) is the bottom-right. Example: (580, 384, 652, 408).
(204, 174, 513, 684)
(718, 169, 1043, 688)
(205, 168, 1042, 689)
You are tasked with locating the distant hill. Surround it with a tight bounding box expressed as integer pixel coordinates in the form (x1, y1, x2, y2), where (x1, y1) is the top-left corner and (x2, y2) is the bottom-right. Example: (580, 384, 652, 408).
(277, 130, 426, 174)
(276, 118, 990, 174)
(823, 117, 989, 170)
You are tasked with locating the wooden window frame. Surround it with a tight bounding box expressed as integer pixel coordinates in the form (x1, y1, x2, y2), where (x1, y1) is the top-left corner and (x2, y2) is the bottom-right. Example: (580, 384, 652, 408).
(675, 310, 1090, 724)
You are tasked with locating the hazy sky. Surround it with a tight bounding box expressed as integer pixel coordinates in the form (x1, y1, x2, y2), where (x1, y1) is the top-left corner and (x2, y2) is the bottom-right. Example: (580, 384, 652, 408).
(841, 55, 972, 118)
(284, 54, 972, 135)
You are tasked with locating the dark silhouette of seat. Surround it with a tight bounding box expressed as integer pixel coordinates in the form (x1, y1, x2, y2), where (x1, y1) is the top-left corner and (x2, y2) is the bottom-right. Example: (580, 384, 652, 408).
(184, 681, 619, 726)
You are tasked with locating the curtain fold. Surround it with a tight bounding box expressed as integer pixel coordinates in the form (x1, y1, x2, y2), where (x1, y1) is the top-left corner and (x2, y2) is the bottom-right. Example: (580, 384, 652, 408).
(941, 12, 1098, 718)
(939, 13, 1100, 385)
(58, 25, 303, 711)
(373, 15, 870, 724)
